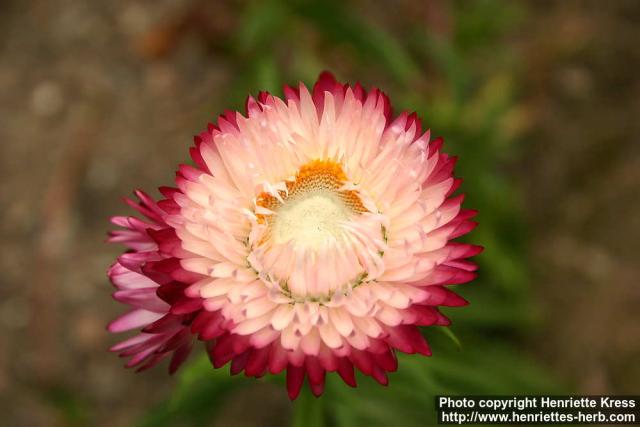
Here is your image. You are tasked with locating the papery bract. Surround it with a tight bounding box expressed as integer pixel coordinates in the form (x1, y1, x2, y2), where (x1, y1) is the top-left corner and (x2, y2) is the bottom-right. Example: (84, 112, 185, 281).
(107, 72, 481, 399)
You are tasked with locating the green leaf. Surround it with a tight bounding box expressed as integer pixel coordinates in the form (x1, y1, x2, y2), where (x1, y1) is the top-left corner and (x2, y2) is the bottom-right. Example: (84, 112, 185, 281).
(236, 0, 289, 53)
(288, 0, 420, 83)
(135, 355, 241, 427)
(437, 326, 462, 350)
(291, 390, 325, 427)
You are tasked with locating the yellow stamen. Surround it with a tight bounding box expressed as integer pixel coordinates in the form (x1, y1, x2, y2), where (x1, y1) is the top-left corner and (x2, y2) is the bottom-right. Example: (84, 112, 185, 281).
(256, 160, 366, 223)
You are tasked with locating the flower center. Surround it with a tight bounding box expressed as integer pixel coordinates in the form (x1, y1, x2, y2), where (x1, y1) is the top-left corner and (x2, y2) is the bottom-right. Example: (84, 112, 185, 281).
(256, 160, 367, 247)
(272, 190, 351, 249)
(249, 160, 384, 302)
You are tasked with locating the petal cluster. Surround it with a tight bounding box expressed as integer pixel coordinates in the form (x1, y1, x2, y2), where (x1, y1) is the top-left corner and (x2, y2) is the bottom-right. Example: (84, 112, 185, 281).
(107, 72, 481, 399)
(107, 191, 203, 372)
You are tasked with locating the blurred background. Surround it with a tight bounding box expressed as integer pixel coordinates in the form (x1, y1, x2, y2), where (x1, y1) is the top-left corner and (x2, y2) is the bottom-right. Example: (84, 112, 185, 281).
(1, 0, 639, 426)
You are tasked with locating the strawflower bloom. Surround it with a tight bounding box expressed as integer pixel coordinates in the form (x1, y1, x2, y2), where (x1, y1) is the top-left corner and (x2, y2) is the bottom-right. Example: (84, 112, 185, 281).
(107, 72, 481, 399)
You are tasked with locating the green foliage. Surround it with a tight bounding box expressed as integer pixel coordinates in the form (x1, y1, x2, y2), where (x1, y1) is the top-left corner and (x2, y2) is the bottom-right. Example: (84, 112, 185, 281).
(42, 385, 91, 427)
(138, 1, 565, 425)
(136, 356, 242, 427)
(288, 0, 421, 84)
(319, 332, 561, 427)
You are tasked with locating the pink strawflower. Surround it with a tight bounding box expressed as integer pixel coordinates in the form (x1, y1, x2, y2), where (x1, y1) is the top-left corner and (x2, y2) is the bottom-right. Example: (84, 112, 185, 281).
(107, 72, 481, 399)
